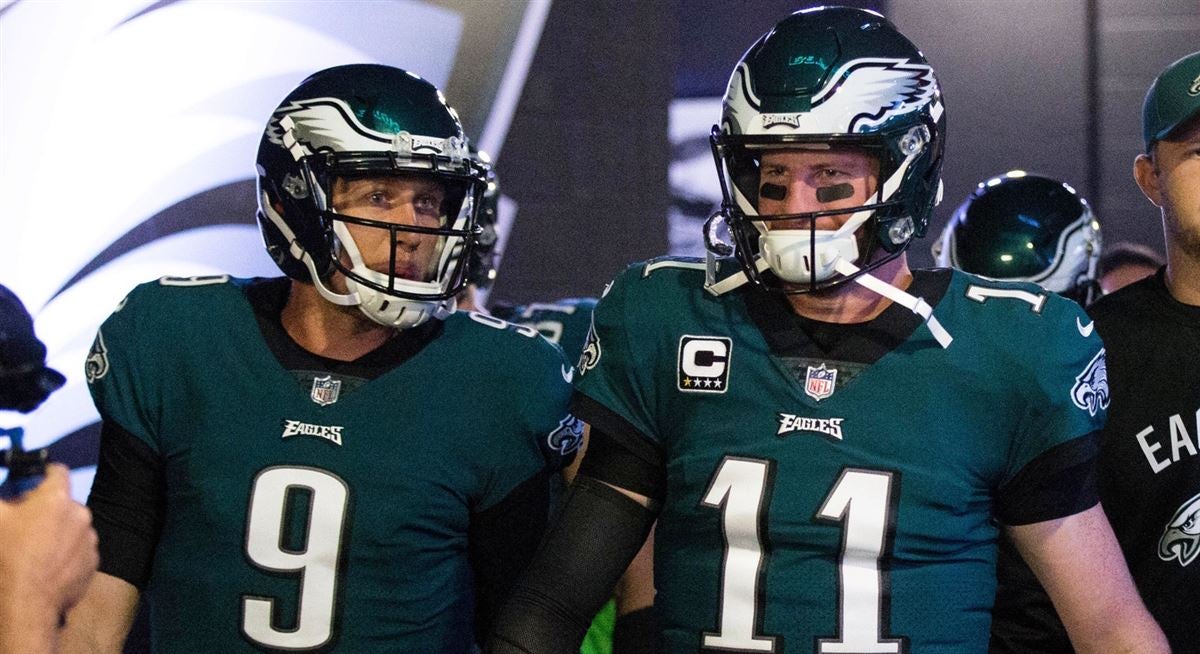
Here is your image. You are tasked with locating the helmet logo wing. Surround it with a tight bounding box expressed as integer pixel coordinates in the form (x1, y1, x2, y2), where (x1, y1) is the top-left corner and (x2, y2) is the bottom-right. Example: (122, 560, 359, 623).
(810, 58, 938, 133)
(754, 58, 939, 135)
(267, 97, 394, 157)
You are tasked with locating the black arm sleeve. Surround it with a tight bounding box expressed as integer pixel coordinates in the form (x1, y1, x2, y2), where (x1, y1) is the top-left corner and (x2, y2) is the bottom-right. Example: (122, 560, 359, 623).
(487, 475, 660, 654)
(470, 470, 553, 645)
(87, 418, 165, 589)
(571, 393, 666, 502)
(995, 431, 1100, 526)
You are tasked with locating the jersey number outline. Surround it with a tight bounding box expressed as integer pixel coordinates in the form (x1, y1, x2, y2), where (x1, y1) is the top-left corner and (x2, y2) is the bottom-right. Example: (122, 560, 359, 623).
(467, 310, 541, 339)
(964, 284, 1046, 313)
(242, 466, 350, 650)
(701, 457, 906, 653)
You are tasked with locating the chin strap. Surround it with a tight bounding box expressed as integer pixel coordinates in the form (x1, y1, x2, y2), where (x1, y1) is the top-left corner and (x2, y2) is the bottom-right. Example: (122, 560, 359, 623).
(261, 197, 362, 307)
(704, 255, 763, 296)
(304, 257, 361, 307)
(833, 258, 953, 349)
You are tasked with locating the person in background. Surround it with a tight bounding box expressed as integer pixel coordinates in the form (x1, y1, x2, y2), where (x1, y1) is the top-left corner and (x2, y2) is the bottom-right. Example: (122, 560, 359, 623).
(60, 64, 580, 653)
(1097, 241, 1164, 296)
(983, 50, 1200, 654)
(488, 7, 1166, 653)
(0, 284, 97, 654)
(933, 170, 1102, 305)
(1087, 50, 1200, 652)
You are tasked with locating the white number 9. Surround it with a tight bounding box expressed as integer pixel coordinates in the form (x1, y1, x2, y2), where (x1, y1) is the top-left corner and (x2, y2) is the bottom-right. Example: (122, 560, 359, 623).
(242, 466, 349, 650)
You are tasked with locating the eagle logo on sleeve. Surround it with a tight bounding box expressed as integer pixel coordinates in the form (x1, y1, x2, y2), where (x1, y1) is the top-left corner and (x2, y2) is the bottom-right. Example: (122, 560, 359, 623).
(1070, 349, 1109, 417)
(577, 320, 601, 375)
(1160, 491, 1200, 567)
(546, 414, 584, 456)
(85, 331, 110, 384)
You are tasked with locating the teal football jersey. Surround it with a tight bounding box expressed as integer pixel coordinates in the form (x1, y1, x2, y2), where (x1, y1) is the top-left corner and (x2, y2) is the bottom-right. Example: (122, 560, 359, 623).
(574, 259, 1107, 653)
(492, 298, 598, 362)
(491, 298, 612, 654)
(87, 276, 578, 652)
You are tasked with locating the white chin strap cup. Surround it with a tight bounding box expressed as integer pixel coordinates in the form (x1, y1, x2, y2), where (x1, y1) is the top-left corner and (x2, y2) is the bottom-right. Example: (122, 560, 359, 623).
(345, 275, 454, 330)
(833, 258, 954, 349)
(759, 230, 860, 284)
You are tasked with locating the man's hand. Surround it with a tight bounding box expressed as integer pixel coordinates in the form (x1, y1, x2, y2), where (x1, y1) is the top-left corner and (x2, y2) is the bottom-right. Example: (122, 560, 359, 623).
(0, 464, 99, 653)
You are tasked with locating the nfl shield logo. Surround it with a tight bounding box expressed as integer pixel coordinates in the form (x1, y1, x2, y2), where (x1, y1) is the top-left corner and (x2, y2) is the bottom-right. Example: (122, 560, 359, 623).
(310, 375, 341, 406)
(804, 364, 837, 402)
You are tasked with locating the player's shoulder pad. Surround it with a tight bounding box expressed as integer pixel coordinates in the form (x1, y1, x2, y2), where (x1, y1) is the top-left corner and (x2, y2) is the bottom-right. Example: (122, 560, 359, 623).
(447, 309, 569, 365)
(596, 257, 714, 307)
(108, 274, 242, 321)
(951, 269, 1075, 317)
(948, 269, 1099, 350)
(497, 296, 600, 321)
(554, 296, 599, 311)
(637, 256, 708, 284)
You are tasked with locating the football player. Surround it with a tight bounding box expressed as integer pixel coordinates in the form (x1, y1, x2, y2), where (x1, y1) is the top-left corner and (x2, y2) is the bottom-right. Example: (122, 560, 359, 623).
(933, 171, 1102, 305)
(61, 64, 581, 653)
(488, 8, 1167, 653)
(1095, 48, 1200, 653)
(993, 50, 1200, 654)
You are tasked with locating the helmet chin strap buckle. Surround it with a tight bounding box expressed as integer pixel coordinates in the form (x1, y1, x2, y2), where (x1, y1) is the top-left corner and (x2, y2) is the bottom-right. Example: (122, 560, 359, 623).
(832, 258, 953, 349)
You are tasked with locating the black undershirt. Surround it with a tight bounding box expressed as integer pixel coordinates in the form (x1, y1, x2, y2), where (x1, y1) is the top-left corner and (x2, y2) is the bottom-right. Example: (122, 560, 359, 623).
(244, 277, 443, 384)
(742, 268, 951, 363)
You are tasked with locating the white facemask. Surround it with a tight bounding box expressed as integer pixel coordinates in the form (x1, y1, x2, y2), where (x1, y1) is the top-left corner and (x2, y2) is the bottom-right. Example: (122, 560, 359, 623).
(330, 221, 455, 329)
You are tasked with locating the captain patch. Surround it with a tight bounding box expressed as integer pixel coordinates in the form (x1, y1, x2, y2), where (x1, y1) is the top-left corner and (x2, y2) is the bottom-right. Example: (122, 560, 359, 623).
(677, 336, 731, 393)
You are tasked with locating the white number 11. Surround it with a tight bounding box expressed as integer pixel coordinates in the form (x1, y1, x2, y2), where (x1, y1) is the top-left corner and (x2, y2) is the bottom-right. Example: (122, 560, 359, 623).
(701, 457, 905, 653)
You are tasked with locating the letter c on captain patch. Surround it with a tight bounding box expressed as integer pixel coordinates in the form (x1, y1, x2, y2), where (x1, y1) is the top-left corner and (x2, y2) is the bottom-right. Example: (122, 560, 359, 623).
(677, 335, 732, 394)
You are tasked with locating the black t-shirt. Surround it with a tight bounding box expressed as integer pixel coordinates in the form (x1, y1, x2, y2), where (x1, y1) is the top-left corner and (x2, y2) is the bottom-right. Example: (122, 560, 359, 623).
(991, 268, 1200, 653)
(1093, 268, 1200, 652)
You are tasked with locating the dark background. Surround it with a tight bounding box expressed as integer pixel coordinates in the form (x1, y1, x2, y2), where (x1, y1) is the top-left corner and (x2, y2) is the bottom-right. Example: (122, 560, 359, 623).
(493, 0, 1198, 304)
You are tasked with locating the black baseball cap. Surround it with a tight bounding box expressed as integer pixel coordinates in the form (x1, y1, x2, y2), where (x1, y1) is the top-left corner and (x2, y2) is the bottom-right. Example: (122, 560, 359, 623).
(0, 285, 66, 412)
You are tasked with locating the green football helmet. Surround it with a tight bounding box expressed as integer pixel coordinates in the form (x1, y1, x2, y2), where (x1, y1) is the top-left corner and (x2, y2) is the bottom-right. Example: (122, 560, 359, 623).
(256, 63, 490, 329)
(711, 6, 946, 293)
(933, 171, 1102, 305)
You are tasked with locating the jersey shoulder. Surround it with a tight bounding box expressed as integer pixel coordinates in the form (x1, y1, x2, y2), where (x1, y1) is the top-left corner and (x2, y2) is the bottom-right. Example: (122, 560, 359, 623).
(110, 274, 252, 324)
(443, 310, 570, 371)
(491, 297, 599, 358)
(494, 296, 599, 319)
(599, 256, 724, 318)
(937, 269, 1103, 391)
(940, 268, 1092, 334)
